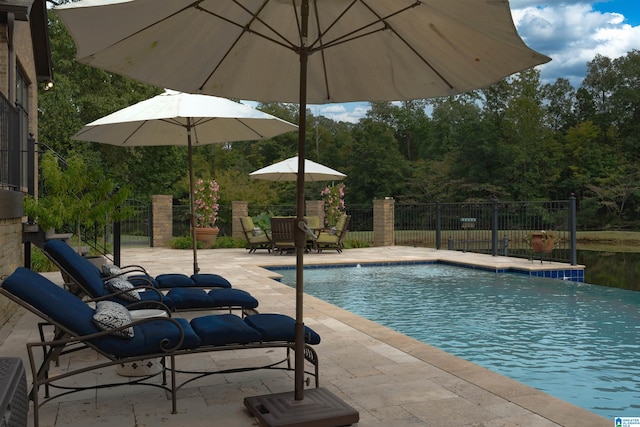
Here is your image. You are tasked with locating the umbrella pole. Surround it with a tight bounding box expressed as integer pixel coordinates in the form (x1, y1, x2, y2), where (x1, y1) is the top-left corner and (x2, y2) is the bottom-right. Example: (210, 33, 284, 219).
(187, 126, 199, 275)
(247, 3, 358, 425)
(293, 25, 308, 404)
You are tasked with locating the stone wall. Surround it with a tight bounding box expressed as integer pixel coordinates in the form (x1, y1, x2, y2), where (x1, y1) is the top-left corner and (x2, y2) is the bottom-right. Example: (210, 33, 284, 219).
(374, 198, 395, 246)
(151, 195, 173, 247)
(0, 218, 22, 326)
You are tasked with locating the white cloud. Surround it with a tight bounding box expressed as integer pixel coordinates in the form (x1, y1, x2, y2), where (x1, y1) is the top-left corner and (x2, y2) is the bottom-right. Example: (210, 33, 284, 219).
(316, 103, 370, 124)
(511, 2, 640, 86)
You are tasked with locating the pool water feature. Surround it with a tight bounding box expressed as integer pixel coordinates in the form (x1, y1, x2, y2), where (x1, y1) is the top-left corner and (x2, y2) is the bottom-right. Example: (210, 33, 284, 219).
(276, 263, 640, 419)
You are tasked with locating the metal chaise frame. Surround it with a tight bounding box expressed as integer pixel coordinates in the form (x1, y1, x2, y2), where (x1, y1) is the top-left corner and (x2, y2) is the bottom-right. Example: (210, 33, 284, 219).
(0, 274, 319, 427)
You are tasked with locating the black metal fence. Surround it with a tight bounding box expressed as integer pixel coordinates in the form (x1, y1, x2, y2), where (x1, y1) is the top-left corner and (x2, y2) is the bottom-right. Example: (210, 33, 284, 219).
(394, 198, 576, 264)
(164, 196, 577, 264)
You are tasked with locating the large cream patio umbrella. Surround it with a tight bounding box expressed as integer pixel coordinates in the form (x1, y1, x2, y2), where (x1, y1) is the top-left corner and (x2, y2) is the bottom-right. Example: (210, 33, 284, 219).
(55, 1, 550, 424)
(72, 90, 297, 276)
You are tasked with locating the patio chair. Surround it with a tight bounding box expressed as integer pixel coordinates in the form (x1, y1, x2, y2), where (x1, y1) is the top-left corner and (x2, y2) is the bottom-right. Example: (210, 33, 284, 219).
(42, 239, 259, 314)
(315, 214, 350, 253)
(240, 216, 272, 253)
(269, 217, 297, 254)
(0, 267, 320, 427)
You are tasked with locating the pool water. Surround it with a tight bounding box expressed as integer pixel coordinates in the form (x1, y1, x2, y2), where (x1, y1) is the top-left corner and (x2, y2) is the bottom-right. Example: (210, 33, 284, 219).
(277, 263, 640, 419)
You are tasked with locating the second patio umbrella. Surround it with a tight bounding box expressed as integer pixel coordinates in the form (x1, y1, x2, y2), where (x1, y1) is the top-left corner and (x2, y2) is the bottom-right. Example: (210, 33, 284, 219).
(72, 90, 297, 275)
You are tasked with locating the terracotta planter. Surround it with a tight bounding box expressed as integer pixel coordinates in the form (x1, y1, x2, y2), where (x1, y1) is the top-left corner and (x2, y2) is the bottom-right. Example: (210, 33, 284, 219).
(529, 232, 555, 254)
(194, 227, 219, 247)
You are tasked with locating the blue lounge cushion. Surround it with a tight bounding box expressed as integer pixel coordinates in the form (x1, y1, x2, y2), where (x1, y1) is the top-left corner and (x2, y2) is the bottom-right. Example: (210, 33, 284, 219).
(244, 314, 321, 345)
(191, 274, 232, 288)
(155, 274, 195, 288)
(208, 289, 259, 309)
(136, 290, 175, 311)
(2, 267, 100, 337)
(166, 288, 214, 309)
(44, 240, 106, 297)
(97, 317, 201, 357)
(127, 274, 160, 288)
(190, 314, 262, 345)
(2, 268, 200, 357)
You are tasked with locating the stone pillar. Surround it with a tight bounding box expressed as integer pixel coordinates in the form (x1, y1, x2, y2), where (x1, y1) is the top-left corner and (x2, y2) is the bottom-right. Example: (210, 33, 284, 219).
(374, 197, 395, 247)
(151, 195, 173, 247)
(305, 200, 325, 226)
(232, 201, 249, 240)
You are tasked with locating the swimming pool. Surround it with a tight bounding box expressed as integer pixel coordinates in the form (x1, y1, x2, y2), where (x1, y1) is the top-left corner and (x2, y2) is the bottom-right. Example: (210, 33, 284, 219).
(276, 263, 640, 419)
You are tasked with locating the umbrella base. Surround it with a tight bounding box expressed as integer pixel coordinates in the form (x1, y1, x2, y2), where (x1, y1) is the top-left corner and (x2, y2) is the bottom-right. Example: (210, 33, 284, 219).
(244, 387, 359, 427)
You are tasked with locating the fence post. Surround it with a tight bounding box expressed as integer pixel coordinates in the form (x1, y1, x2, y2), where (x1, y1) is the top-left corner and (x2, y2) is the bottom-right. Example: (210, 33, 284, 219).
(436, 202, 441, 249)
(232, 201, 249, 240)
(570, 194, 577, 265)
(491, 198, 498, 256)
(151, 195, 173, 247)
(373, 197, 394, 246)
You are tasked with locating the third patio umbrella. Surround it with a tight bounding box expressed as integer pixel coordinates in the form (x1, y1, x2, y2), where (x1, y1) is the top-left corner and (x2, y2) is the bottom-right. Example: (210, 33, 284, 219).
(72, 90, 297, 275)
(55, 1, 550, 425)
(249, 156, 346, 182)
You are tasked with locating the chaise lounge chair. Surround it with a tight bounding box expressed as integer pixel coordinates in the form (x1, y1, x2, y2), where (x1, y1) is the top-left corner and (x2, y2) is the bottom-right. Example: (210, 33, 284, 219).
(0, 267, 321, 427)
(43, 239, 259, 314)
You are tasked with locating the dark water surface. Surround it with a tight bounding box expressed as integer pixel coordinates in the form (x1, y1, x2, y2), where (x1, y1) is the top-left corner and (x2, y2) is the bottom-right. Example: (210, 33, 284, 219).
(578, 250, 640, 291)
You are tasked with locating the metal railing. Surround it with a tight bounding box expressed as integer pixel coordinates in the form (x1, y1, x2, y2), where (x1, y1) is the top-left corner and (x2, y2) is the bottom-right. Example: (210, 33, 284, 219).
(166, 196, 578, 265)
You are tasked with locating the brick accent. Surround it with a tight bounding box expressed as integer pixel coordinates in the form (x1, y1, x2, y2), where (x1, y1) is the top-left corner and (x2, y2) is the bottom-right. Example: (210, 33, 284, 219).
(305, 200, 325, 226)
(231, 201, 249, 240)
(374, 198, 395, 246)
(0, 218, 21, 326)
(151, 195, 173, 247)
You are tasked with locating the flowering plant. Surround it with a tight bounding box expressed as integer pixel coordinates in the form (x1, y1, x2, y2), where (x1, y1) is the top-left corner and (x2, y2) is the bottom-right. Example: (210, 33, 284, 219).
(193, 178, 220, 228)
(321, 183, 345, 227)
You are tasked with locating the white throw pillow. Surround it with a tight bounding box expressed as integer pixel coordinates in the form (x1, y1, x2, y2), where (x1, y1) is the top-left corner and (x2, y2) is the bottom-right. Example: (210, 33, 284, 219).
(102, 264, 123, 276)
(93, 301, 134, 338)
(106, 277, 141, 302)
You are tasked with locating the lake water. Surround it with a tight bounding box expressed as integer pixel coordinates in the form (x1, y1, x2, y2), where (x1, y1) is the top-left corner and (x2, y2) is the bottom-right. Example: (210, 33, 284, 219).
(578, 250, 640, 291)
(278, 263, 640, 419)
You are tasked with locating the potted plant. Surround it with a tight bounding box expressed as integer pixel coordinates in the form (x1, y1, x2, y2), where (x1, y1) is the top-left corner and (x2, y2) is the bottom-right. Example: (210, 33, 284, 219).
(193, 178, 220, 247)
(525, 230, 559, 254)
(23, 151, 132, 255)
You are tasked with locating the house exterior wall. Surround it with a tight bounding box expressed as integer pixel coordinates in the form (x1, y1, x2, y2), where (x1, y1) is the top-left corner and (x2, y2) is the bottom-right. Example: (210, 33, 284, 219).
(0, 14, 43, 324)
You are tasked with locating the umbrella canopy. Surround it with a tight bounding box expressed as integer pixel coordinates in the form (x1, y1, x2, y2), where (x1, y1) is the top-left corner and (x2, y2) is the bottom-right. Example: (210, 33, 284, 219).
(55, 0, 550, 104)
(249, 156, 346, 182)
(72, 90, 297, 275)
(55, 1, 550, 423)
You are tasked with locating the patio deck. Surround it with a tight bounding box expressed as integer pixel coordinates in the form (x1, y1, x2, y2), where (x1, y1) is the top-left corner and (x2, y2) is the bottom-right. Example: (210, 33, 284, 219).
(0, 246, 608, 427)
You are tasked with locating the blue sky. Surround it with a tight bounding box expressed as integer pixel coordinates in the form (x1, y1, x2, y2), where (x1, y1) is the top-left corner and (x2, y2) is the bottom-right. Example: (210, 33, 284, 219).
(303, 0, 640, 123)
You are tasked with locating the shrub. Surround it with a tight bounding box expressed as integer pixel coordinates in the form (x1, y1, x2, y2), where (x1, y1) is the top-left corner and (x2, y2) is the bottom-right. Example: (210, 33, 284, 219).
(211, 236, 244, 248)
(168, 236, 204, 249)
(29, 247, 58, 272)
(344, 239, 370, 249)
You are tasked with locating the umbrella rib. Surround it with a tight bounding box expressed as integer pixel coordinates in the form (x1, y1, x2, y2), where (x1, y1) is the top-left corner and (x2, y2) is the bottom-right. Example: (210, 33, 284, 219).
(196, 1, 304, 91)
(360, 1, 456, 91)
